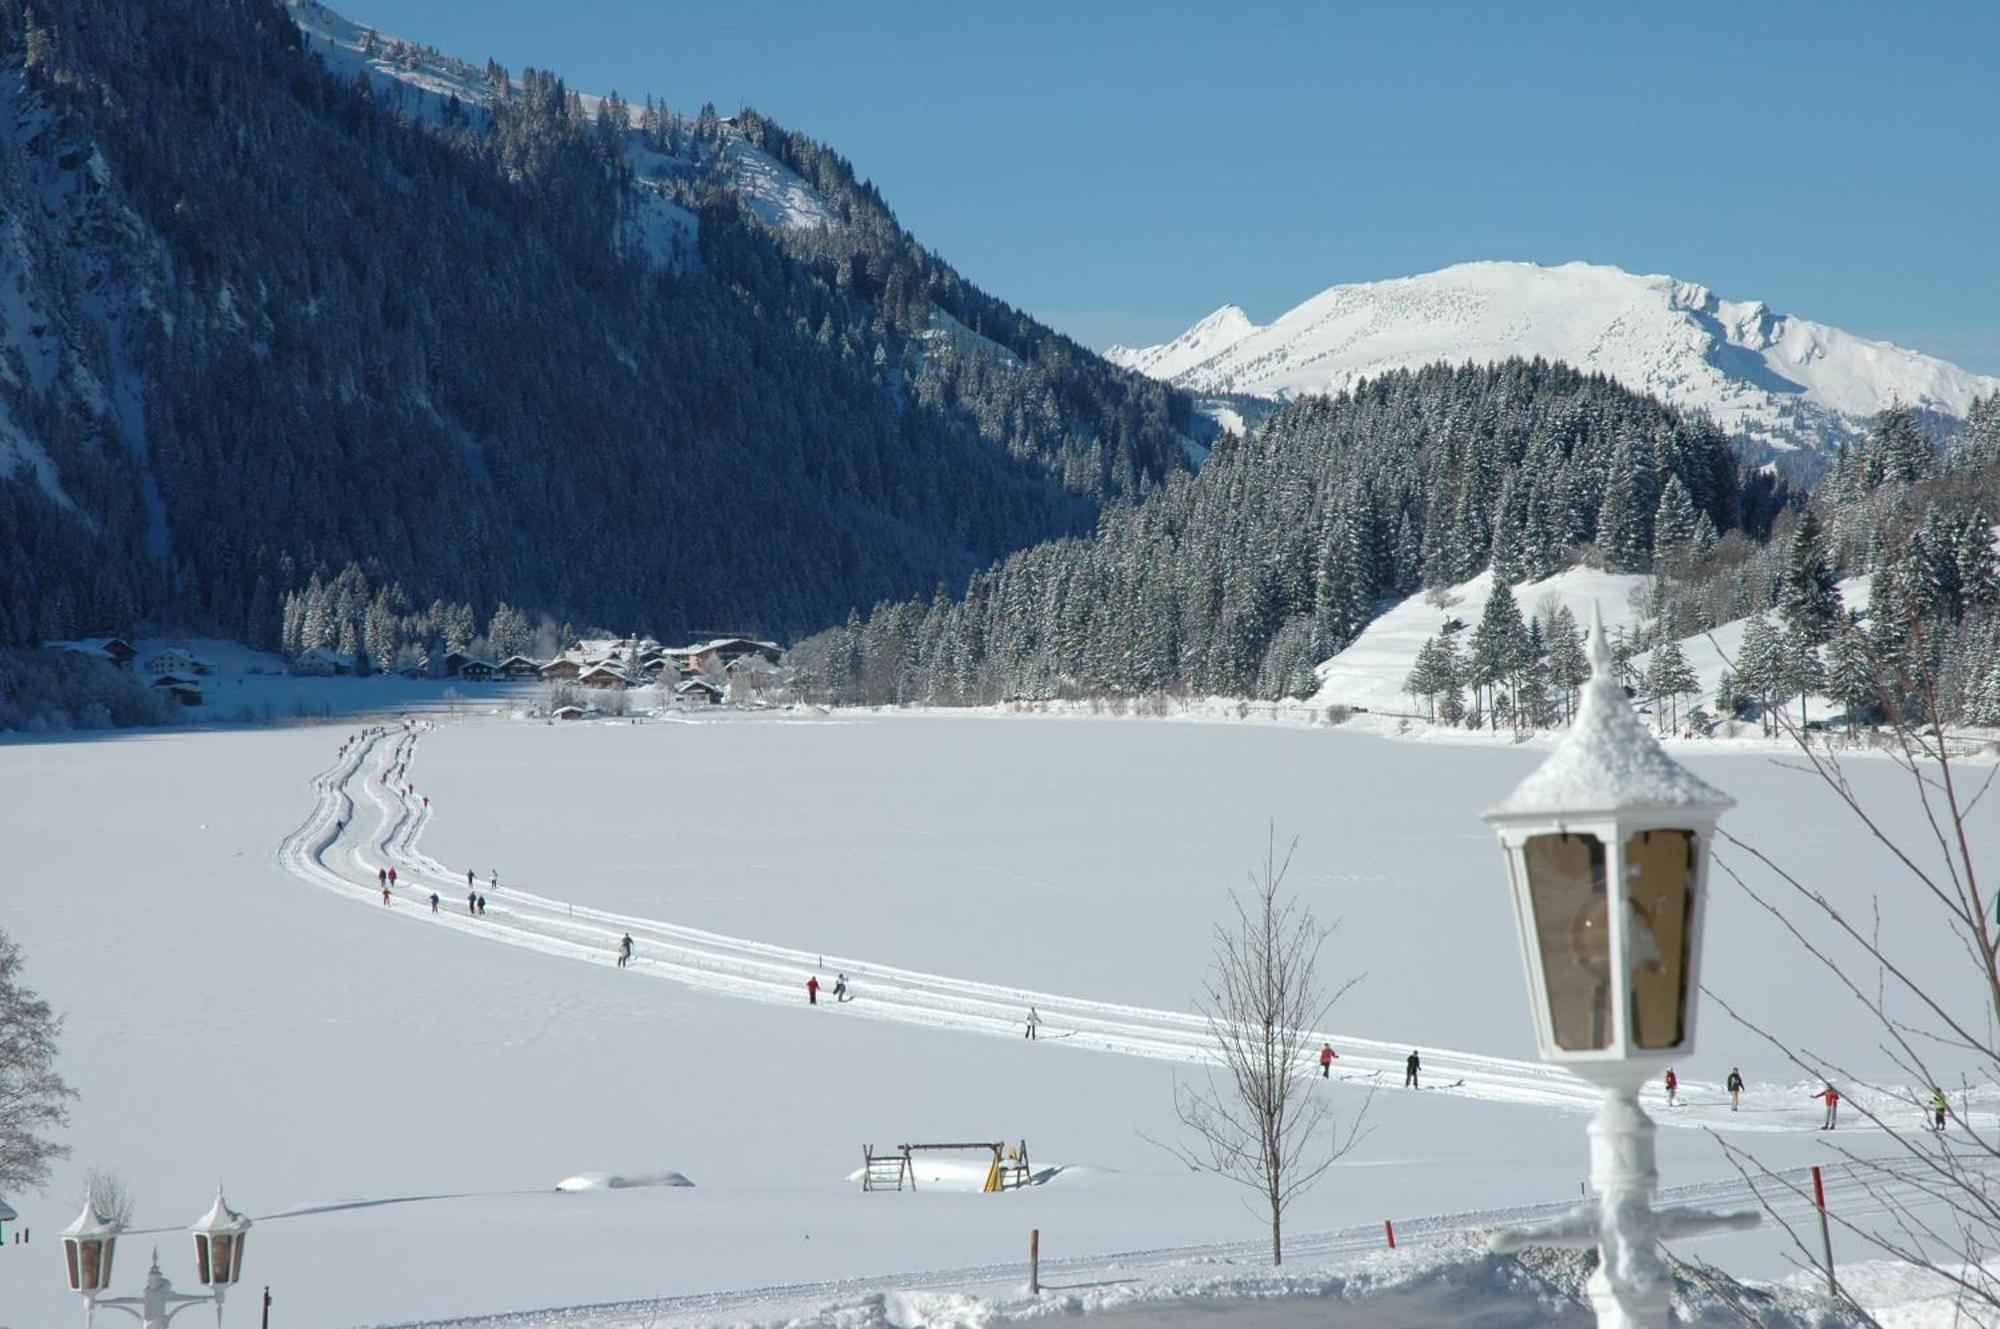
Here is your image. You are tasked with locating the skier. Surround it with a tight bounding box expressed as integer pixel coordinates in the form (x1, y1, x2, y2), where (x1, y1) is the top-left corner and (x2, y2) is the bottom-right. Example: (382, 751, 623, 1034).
(1025, 1006, 1041, 1040)
(467, 890, 477, 915)
(1405, 1050, 1421, 1089)
(1665, 1068, 1679, 1106)
(1815, 1083, 1840, 1130)
(429, 892, 439, 914)
(1931, 1088, 1948, 1132)
(476, 894, 486, 916)
(388, 867, 397, 887)
(807, 975, 820, 1006)
(1319, 1043, 1337, 1078)
(617, 934, 634, 968)
(378, 867, 387, 889)
(381, 884, 391, 906)
(1726, 1067, 1744, 1112)
(832, 973, 849, 1002)
(422, 796, 428, 809)
(467, 869, 475, 889)
(490, 870, 499, 891)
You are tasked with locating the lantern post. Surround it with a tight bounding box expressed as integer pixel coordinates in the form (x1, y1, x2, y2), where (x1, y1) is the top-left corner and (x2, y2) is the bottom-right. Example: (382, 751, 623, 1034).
(1481, 609, 1756, 1329)
(60, 1189, 252, 1329)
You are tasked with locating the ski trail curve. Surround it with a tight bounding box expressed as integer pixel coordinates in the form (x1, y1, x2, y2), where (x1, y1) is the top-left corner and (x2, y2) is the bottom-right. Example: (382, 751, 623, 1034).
(273, 721, 1786, 1127)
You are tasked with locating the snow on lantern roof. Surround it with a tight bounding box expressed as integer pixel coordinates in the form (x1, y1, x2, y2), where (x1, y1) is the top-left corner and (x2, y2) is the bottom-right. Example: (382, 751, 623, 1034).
(61, 1197, 119, 1240)
(1486, 606, 1731, 822)
(190, 1188, 249, 1236)
(0, 1196, 17, 1222)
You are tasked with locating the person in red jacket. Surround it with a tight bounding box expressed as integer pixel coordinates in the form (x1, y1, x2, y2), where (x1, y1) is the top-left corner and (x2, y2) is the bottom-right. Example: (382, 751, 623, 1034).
(1815, 1084, 1840, 1130)
(806, 975, 820, 1006)
(1664, 1068, 1679, 1106)
(1319, 1044, 1337, 1078)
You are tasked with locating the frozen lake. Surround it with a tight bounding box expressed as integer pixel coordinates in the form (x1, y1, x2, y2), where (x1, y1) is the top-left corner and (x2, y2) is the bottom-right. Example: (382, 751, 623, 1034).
(0, 711, 1986, 1327)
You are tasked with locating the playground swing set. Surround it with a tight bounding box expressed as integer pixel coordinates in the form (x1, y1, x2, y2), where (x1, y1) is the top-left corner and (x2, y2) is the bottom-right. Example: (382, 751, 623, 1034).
(861, 1140, 1033, 1193)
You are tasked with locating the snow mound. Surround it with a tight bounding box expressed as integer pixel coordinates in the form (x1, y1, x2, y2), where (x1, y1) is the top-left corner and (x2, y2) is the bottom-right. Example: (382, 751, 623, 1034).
(555, 1171, 694, 1192)
(1111, 260, 2000, 458)
(1488, 617, 1731, 818)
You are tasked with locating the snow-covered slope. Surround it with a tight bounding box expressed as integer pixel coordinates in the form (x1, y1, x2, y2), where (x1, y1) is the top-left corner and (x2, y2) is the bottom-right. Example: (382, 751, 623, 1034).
(1109, 261, 2000, 458)
(1310, 566, 1652, 715)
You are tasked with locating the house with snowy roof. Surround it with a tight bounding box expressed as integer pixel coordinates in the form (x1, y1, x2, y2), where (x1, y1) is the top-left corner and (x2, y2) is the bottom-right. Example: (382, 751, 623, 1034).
(290, 647, 355, 676)
(674, 677, 723, 705)
(577, 663, 631, 690)
(151, 674, 204, 706)
(47, 637, 138, 667)
(669, 636, 782, 674)
(499, 655, 543, 678)
(146, 647, 211, 676)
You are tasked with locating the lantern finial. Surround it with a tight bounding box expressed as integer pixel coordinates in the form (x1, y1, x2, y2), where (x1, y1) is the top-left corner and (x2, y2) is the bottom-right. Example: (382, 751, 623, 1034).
(1587, 602, 1614, 678)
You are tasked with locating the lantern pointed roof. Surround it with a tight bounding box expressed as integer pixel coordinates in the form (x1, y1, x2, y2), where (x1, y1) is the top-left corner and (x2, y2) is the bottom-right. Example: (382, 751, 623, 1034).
(1486, 605, 1732, 821)
(61, 1196, 120, 1239)
(191, 1187, 250, 1235)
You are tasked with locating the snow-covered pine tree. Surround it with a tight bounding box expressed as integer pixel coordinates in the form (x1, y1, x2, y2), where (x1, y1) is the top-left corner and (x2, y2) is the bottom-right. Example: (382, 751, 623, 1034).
(1651, 474, 1699, 568)
(1777, 506, 1841, 650)
(1643, 635, 1699, 735)
(1737, 613, 1782, 735)
(1543, 604, 1587, 725)
(1595, 436, 1653, 573)
(1467, 582, 1529, 730)
(1823, 627, 1876, 734)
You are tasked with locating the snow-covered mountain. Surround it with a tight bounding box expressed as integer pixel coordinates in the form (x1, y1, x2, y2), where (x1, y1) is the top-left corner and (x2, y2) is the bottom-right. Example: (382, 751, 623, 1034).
(1107, 261, 2000, 458)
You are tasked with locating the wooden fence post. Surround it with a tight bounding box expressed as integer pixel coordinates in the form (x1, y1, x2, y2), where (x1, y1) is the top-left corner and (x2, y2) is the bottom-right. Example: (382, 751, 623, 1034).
(1030, 1228, 1040, 1295)
(1383, 1219, 1396, 1250)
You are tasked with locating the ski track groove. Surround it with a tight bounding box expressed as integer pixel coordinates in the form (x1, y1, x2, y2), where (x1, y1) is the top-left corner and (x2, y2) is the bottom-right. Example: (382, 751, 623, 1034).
(277, 723, 1820, 1129)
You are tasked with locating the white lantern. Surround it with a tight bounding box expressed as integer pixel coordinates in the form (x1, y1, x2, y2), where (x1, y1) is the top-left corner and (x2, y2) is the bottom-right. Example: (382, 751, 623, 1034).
(61, 1196, 122, 1294)
(190, 1189, 251, 1289)
(1482, 611, 1731, 1090)
(1482, 608, 1753, 1329)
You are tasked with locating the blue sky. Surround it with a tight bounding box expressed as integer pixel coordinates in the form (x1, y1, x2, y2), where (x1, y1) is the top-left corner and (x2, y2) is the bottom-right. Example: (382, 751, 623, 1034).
(337, 2, 2000, 372)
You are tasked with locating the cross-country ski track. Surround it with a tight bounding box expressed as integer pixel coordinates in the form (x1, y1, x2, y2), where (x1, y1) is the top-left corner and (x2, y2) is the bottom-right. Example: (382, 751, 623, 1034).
(273, 721, 1818, 1131)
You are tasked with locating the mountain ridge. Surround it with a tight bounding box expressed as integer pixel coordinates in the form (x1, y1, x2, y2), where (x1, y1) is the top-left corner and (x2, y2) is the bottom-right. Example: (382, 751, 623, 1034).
(1107, 260, 2000, 460)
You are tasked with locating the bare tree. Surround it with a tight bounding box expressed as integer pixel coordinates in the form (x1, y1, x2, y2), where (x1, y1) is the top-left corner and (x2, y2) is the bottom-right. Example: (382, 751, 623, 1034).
(82, 1166, 135, 1225)
(0, 927, 76, 1192)
(1705, 616, 2000, 1316)
(1158, 833, 1370, 1265)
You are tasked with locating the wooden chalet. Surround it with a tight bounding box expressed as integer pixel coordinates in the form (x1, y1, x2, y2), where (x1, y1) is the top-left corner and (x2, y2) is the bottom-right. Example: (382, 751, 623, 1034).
(674, 677, 724, 705)
(151, 674, 203, 706)
(47, 637, 139, 667)
(499, 655, 543, 678)
(290, 647, 354, 676)
(669, 636, 784, 674)
(457, 656, 498, 681)
(538, 658, 582, 682)
(577, 664, 631, 690)
(552, 704, 591, 722)
(145, 647, 211, 675)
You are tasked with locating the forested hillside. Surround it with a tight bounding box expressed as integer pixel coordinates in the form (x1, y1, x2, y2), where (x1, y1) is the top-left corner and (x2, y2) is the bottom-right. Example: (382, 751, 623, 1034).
(791, 359, 1788, 703)
(0, 0, 1195, 650)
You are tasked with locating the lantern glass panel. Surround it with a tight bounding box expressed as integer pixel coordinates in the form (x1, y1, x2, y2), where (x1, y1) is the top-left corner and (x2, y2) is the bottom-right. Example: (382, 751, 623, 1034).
(1522, 833, 1611, 1051)
(196, 1233, 213, 1285)
(65, 1240, 80, 1290)
(1625, 828, 1696, 1049)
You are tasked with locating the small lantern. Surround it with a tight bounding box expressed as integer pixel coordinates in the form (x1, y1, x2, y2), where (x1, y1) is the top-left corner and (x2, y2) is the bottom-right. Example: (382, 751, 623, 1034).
(1482, 609, 1732, 1089)
(190, 1189, 251, 1289)
(61, 1196, 122, 1294)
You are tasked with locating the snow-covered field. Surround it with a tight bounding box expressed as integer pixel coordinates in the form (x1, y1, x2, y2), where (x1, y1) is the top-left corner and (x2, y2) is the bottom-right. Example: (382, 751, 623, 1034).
(1, 710, 1992, 1327)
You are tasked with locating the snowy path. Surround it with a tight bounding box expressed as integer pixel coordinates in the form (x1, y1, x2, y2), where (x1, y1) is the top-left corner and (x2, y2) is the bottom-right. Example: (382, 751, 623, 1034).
(274, 722, 1832, 1132)
(373, 1153, 1940, 1329)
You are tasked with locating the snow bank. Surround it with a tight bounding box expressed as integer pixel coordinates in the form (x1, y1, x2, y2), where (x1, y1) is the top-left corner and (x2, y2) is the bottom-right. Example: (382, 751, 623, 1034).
(556, 1172, 695, 1192)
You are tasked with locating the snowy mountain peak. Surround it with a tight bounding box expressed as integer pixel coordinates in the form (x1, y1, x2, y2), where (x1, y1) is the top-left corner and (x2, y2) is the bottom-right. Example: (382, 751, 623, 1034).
(1112, 261, 2000, 459)
(1106, 303, 1257, 381)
